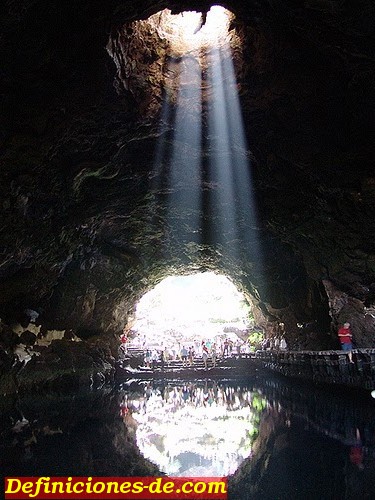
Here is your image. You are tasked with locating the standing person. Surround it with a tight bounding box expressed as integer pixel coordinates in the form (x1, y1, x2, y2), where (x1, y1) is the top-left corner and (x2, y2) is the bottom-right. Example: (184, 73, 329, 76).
(338, 322, 354, 363)
(120, 332, 128, 355)
(181, 346, 188, 366)
(211, 343, 217, 367)
(144, 349, 152, 368)
(236, 340, 242, 358)
(151, 350, 159, 369)
(163, 347, 170, 366)
(202, 345, 209, 370)
(223, 339, 229, 357)
(280, 337, 287, 350)
(159, 350, 165, 371)
(188, 346, 195, 366)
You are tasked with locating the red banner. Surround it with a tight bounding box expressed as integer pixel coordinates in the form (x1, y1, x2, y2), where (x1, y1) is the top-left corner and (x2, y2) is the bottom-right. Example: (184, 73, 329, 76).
(4, 477, 228, 499)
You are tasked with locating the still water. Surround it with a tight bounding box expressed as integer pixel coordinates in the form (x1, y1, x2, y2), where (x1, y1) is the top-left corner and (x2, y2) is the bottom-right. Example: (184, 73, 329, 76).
(121, 381, 262, 477)
(1, 376, 375, 499)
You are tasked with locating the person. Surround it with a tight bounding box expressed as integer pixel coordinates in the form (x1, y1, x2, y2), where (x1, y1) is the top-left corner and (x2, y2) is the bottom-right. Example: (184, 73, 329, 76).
(163, 347, 169, 366)
(144, 349, 151, 368)
(188, 346, 195, 366)
(151, 350, 159, 369)
(338, 322, 354, 363)
(159, 350, 165, 370)
(120, 332, 128, 354)
(202, 345, 209, 370)
(120, 402, 129, 418)
(223, 339, 230, 357)
(280, 337, 287, 350)
(236, 340, 242, 358)
(181, 346, 188, 366)
(120, 332, 127, 343)
(211, 343, 217, 367)
(262, 338, 270, 350)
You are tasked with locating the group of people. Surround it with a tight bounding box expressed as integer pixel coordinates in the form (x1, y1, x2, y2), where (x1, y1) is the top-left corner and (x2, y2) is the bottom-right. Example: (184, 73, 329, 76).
(120, 321, 356, 367)
(137, 337, 252, 370)
(261, 337, 288, 351)
(142, 340, 219, 370)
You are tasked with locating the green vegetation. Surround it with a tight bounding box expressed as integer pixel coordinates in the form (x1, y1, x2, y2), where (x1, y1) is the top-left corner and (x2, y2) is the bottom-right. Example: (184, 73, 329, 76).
(247, 330, 264, 351)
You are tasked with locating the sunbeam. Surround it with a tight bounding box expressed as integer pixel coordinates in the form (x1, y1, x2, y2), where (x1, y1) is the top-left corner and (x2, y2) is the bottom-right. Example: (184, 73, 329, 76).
(206, 45, 239, 254)
(148, 5, 264, 286)
(164, 55, 203, 247)
(217, 43, 265, 272)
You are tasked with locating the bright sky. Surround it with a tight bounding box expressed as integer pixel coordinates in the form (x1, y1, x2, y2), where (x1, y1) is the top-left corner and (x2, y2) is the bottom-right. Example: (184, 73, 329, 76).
(130, 272, 251, 347)
(151, 6, 232, 53)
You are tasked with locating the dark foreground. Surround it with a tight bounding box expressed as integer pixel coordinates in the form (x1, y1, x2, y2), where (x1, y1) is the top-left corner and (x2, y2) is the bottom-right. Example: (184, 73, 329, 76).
(1, 373, 375, 499)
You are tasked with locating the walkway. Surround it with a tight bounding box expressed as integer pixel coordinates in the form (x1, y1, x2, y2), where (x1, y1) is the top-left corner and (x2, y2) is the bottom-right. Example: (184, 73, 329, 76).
(121, 346, 375, 390)
(255, 348, 375, 390)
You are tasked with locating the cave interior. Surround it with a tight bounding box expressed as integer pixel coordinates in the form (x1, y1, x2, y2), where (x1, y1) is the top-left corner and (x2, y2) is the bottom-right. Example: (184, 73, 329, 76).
(1, 0, 375, 376)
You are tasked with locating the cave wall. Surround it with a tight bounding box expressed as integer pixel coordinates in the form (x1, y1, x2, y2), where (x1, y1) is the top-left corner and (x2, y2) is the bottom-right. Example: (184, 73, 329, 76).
(0, 0, 374, 350)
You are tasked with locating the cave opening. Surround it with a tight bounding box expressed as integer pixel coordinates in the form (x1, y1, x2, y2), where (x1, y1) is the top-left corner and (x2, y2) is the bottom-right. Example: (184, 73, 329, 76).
(126, 272, 258, 352)
(147, 6, 233, 53)
(106, 5, 243, 117)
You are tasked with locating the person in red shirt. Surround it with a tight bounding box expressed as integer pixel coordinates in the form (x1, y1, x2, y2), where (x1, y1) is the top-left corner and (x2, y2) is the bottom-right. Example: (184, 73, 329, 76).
(120, 332, 128, 354)
(338, 322, 354, 363)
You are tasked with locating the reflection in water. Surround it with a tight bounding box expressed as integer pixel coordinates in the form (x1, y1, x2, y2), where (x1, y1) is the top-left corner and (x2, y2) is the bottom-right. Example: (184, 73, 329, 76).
(120, 381, 266, 476)
(1, 377, 375, 498)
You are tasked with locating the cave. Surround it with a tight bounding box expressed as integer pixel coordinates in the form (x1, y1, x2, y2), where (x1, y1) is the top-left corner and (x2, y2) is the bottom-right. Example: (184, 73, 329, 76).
(1, 0, 375, 495)
(2, 0, 374, 351)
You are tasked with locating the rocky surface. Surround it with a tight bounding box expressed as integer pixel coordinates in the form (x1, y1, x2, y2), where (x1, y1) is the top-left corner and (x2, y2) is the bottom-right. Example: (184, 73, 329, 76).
(1, 0, 375, 386)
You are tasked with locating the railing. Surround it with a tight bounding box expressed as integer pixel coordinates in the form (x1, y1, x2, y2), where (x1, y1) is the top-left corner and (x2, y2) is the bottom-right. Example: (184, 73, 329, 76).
(123, 346, 375, 389)
(254, 348, 375, 390)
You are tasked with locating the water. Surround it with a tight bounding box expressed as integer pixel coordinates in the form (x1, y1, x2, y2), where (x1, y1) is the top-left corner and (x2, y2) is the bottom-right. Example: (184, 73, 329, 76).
(122, 380, 262, 477)
(1, 376, 375, 499)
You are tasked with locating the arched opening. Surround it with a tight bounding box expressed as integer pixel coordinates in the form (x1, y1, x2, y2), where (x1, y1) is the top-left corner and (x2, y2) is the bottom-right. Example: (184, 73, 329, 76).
(126, 272, 263, 354)
(106, 6, 244, 118)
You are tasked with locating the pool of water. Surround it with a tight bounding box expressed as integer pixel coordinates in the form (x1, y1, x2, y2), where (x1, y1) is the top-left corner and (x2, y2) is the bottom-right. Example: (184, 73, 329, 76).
(121, 380, 263, 477)
(1, 376, 375, 499)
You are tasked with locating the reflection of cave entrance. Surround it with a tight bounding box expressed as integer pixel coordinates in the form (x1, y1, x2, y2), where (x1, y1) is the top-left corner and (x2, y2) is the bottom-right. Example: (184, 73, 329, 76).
(128, 272, 255, 349)
(127, 380, 264, 476)
(177, 451, 210, 471)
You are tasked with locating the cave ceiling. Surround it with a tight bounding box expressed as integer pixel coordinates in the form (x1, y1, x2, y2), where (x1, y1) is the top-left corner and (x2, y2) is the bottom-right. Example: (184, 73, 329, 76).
(0, 0, 374, 344)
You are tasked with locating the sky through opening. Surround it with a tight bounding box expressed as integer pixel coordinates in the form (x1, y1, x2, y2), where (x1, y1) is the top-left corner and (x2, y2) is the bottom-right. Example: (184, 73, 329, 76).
(129, 272, 252, 348)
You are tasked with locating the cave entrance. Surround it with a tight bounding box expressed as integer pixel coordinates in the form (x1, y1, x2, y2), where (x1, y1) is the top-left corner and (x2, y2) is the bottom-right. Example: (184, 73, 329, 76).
(107, 5, 243, 117)
(127, 272, 255, 353)
(148, 6, 233, 53)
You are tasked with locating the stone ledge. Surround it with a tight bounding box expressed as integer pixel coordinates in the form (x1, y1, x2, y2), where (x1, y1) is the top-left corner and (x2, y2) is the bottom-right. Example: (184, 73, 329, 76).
(254, 349, 375, 390)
